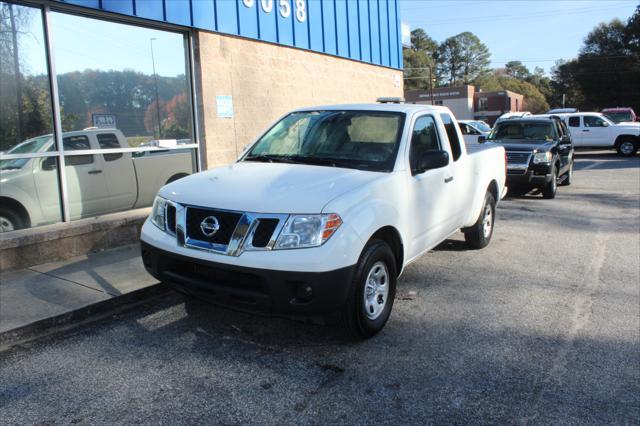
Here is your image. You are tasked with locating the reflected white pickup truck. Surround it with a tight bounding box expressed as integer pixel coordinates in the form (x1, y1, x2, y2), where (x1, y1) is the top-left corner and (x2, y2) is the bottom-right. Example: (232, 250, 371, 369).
(0, 129, 193, 231)
(141, 104, 507, 337)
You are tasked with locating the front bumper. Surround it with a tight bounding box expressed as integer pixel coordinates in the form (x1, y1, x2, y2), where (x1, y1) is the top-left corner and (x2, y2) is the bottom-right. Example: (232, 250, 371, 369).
(506, 164, 553, 187)
(141, 241, 355, 316)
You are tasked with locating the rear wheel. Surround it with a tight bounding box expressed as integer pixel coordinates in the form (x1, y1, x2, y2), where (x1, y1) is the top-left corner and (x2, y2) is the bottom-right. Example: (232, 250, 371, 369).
(464, 191, 496, 249)
(616, 139, 637, 157)
(542, 167, 558, 199)
(342, 239, 397, 338)
(559, 161, 573, 186)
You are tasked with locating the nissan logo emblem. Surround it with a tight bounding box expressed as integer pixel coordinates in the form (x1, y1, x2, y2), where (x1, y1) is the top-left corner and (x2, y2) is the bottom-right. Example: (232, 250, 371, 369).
(200, 216, 220, 237)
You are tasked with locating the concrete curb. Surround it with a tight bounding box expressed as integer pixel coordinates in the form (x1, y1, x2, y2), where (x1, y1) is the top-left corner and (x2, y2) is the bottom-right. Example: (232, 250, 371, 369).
(0, 282, 171, 353)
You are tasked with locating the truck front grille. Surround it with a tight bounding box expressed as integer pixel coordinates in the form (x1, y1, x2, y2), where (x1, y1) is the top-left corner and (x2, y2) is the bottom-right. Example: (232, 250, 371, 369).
(166, 204, 177, 234)
(186, 207, 242, 246)
(506, 152, 531, 163)
(173, 204, 287, 256)
(251, 219, 280, 248)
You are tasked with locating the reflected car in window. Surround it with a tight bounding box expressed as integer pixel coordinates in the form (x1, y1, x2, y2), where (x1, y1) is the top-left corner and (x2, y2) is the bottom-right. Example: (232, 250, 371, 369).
(0, 129, 194, 231)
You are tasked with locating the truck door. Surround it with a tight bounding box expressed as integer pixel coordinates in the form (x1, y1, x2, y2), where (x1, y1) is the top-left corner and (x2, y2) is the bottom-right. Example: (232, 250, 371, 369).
(407, 115, 456, 256)
(439, 113, 467, 229)
(582, 115, 610, 147)
(96, 132, 137, 211)
(62, 134, 111, 219)
(567, 116, 583, 146)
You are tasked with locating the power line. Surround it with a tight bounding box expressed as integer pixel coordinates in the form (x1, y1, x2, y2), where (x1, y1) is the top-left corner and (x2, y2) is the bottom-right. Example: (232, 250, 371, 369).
(406, 3, 634, 26)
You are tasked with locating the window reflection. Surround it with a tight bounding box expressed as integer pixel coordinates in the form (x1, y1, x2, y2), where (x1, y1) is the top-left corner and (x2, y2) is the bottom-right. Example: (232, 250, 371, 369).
(50, 11, 196, 220)
(0, 2, 61, 232)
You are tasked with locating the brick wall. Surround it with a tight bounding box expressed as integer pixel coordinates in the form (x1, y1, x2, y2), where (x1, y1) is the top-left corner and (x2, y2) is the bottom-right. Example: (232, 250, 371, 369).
(197, 32, 404, 168)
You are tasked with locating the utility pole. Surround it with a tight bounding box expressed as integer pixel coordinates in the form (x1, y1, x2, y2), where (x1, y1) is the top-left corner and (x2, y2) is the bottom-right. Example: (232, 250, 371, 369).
(150, 38, 161, 139)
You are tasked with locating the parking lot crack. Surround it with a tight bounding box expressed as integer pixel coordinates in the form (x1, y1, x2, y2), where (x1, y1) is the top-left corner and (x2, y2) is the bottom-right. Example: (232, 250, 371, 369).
(523, 231, 609, 423)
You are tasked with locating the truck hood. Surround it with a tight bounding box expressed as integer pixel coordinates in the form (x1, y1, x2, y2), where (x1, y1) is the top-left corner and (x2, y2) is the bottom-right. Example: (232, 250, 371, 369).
(159, 161, 386, 213)
(613, 122, 640, 133)
(489, 140, 555, 152)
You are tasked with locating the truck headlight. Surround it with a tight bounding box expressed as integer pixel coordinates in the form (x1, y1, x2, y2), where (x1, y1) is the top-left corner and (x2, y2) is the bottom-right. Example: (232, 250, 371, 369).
(275, 214, 342, 249)
(532, 151, 552, 164)
(151, 196, 168, 231)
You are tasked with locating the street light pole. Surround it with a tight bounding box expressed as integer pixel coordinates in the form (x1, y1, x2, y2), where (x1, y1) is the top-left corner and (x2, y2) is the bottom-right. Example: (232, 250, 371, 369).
(150, 38, 162, 139)
(428, 65, 434, 105)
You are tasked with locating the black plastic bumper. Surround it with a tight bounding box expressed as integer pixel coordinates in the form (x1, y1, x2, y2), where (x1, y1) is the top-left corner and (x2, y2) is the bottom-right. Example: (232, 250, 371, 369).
(506, 166, 553, 188)
(140, 241, 355, 316)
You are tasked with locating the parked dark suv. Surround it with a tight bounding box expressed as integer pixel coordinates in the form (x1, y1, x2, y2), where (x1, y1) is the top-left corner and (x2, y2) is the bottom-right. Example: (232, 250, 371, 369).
(480, 116, 574, 199)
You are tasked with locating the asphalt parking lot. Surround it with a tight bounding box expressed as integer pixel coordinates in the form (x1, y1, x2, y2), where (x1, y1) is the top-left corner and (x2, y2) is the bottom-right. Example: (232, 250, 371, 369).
(1, 150, 638, 424)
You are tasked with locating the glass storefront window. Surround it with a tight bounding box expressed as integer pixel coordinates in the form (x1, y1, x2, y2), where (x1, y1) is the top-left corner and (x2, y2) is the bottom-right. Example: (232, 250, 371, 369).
(50, 11, 197, 220)
(0, 3, 198, 232)
(0, 2, 62, 232)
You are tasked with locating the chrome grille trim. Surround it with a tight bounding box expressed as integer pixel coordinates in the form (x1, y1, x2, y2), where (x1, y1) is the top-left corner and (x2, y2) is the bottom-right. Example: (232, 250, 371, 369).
(169, 202, 288, 256)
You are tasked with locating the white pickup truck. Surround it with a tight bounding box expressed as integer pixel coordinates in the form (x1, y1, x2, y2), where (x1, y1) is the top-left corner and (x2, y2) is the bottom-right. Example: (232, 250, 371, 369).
(0, 129, 193, 231)
(141, 104, 507, 337)
(554, 112, 639, 156)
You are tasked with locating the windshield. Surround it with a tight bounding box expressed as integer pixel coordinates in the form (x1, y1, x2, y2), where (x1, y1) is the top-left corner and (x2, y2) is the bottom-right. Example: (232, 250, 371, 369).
(488, 121, 556, 142)
(0, 135, 53, 171)
(244, 111, 405, 172)
(603, 111, 632, 123)
(472, 121, 491, 132)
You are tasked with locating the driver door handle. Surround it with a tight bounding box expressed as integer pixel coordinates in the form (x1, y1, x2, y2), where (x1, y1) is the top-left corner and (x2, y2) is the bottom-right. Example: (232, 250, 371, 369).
(444, 176, 454, 183)
(88, 169, 103, 174)
(582, 129, 590, 132)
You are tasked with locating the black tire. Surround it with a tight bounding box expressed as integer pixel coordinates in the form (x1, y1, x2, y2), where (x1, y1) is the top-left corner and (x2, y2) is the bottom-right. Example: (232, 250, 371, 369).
(463, 191, 496, 249)
(342, 239, 397, 338)
(542, 167, 558, 199)
(0, 207, 25, 232)
(559, 161, 573, 186)
(616, 139, 638, 157)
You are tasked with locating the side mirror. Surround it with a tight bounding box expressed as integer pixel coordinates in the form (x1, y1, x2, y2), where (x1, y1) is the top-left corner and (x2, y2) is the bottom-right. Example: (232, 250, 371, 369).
(412, 150, 449, 175)
(560, 135, 571, 144)
(602, 121, 610, 127)
(42, 157, 57, 171)
(478, 135, 487, 144)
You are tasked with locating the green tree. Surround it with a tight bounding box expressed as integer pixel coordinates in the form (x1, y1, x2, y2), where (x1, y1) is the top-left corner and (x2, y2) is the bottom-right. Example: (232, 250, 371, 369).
(473, 73, 549, 113)
(505, 61, 531, 79)
(403, 29, 438, 91)
(437, 32, 490, 86)
(552, 12, 640, 112)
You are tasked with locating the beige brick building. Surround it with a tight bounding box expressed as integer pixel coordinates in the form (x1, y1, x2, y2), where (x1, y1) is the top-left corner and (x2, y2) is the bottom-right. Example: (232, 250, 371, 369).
(198, 33, 403, 168)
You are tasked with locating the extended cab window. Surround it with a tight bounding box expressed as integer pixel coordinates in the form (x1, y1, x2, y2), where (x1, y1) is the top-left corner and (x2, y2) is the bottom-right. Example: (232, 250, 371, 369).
(410, 115, 440, 170)
(584, 116, 606, 127)
(245, 111, 405, 172)
(568, 116, 580, 127)
(439, 113, 462, 161)
(63, 135, 93, 166)
(97, 133, 123, 161)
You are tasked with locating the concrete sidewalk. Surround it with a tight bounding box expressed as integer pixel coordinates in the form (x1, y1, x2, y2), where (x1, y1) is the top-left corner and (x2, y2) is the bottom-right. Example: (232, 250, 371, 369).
(0, 243, 168, 350)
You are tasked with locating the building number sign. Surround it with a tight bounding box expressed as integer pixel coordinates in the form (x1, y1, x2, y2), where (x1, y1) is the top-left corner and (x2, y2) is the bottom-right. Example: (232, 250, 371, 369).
(242, 0, 307, 22)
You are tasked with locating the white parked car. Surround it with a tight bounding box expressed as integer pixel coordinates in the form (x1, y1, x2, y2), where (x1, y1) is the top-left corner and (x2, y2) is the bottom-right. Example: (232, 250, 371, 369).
(537, 112, 639, 156)
(458, 120, 491, 144)
(140, 104, 507, 337)
(0, 129, 193, 231)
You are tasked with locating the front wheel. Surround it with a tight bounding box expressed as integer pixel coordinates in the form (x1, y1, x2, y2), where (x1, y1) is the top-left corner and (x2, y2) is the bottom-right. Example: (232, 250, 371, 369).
(463, 191, 496, 249)
(342, 240, 397, 338)
(542, 168, 558, 199)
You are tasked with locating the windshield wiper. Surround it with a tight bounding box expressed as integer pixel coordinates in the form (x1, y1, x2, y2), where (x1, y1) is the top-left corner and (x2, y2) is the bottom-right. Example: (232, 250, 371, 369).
(244, 154, 300, 164)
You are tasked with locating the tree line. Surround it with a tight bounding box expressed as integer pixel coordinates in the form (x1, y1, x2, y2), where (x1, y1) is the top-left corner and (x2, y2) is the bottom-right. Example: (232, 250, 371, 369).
(404, 5, 640, 114)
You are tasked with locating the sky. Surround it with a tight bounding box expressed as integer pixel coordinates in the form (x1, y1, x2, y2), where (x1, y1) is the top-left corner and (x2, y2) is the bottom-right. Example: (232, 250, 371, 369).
(398, 0, 638, 74)
(19, 5, 187, 77)
(16, 0, 638, 77)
